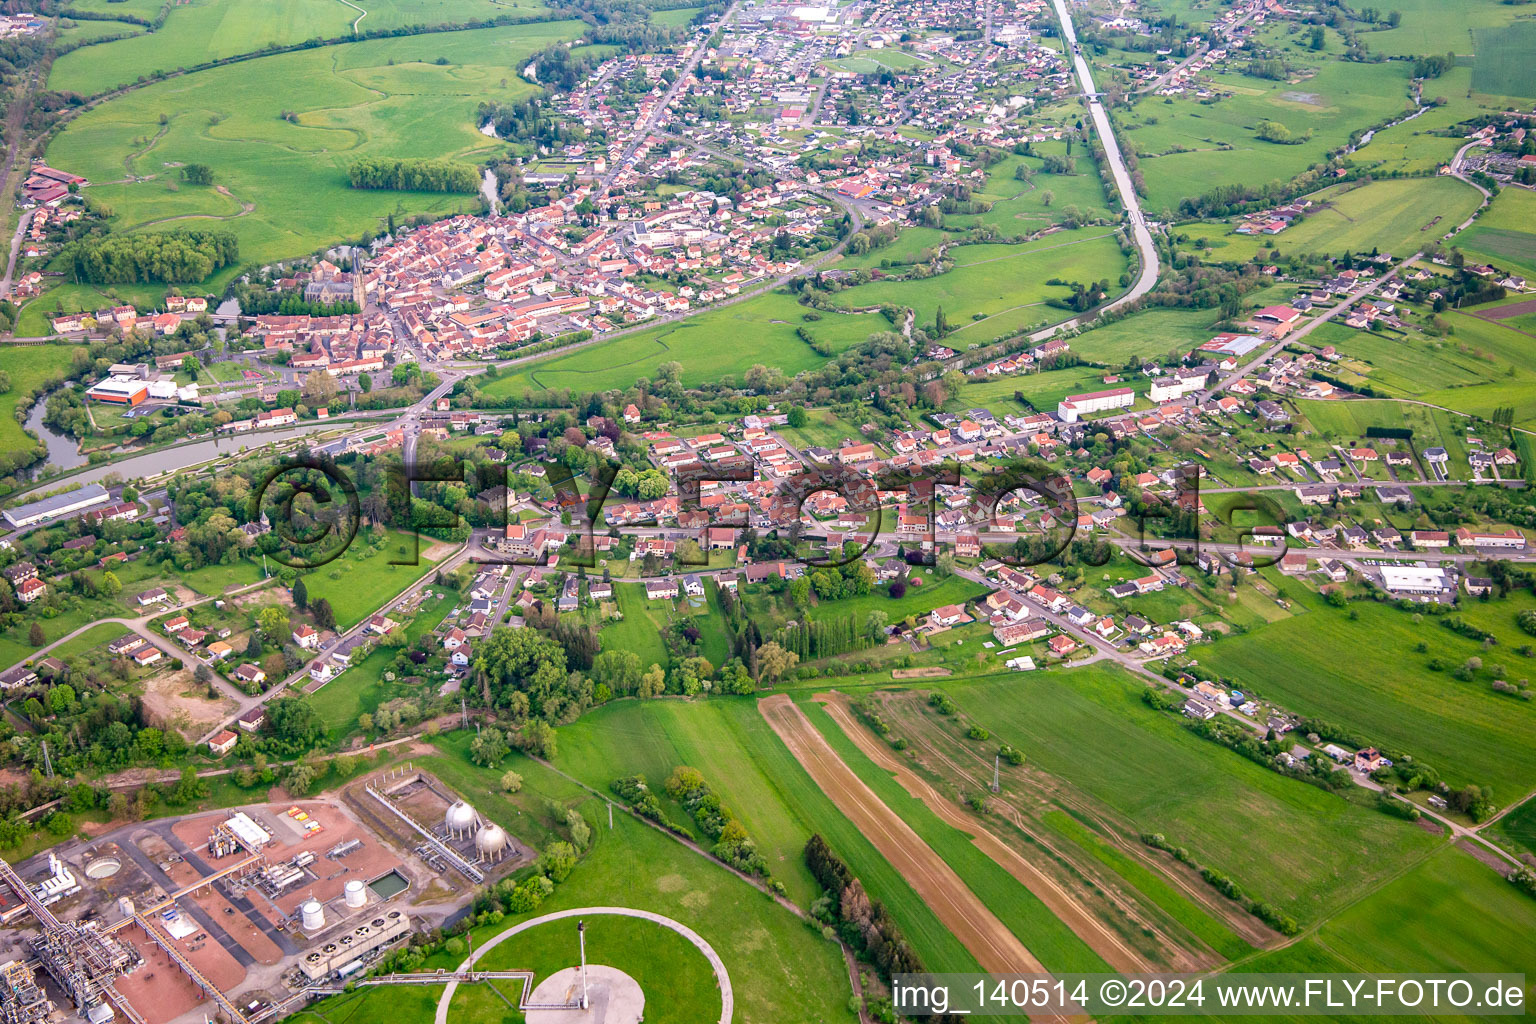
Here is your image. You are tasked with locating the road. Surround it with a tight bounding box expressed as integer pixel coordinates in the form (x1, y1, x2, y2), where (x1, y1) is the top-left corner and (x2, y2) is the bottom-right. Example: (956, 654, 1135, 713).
(597, 3, 736, 190)
(1204, 254, 1421, 397)
(1047, 0, 1160, 316)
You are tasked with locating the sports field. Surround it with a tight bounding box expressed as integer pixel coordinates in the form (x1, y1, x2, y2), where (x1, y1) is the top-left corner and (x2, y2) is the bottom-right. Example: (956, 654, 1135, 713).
(45, 22, 586, 267)
(481, 291, 882, 397)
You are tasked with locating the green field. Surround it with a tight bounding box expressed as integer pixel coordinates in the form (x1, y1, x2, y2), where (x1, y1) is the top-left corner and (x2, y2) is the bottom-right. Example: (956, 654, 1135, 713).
(298, 528, 447, 630)
(1205, 177, 1482, 260)
(1201, 594, 1536, 805)
(1471, 20, 1536, 98)
(16, 281, 175, 337)
(307, 590, 455, 733)
(1069, 307, 1222, 365)
(942, 665, 1440, 927)
(942, 145, 1114, 233)
(550, 696, 981, 973)
(0, 344, 83, 452)
(50, 0, 554, 96)
(485, 291, 884, 397)
(1122, 60, 1414, 215)
(830, 229, 1129, 342)
(1459, 187, 1536, 281)
(46, 22, 586, 267)
(1249, 846, 1536, 984)
(600, 583, 674, 670)
(799, 697, 1112, 973)
(1364, 0, 1525, 57)
(449, 915, 720, 1024)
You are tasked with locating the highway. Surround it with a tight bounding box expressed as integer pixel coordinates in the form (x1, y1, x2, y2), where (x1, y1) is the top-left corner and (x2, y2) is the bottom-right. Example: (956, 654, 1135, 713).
(1047, 0, 1160, 315)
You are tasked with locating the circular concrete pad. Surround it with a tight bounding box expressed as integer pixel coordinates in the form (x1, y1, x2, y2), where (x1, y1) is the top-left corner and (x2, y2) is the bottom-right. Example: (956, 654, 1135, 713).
(525, 965, 643, 1024)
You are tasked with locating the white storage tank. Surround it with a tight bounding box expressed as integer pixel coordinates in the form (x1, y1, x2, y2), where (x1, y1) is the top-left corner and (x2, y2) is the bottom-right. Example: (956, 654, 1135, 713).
(474, 823, 508, 862)
(344, 880, 367, 909)
(301, 899, 325, 931)
(444, 800, 478, 837)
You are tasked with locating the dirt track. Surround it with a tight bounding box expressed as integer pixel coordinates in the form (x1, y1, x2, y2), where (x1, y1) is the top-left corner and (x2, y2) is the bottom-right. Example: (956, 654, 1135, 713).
(759, 693, 1045, 974)
(816, 692, 1149, 973)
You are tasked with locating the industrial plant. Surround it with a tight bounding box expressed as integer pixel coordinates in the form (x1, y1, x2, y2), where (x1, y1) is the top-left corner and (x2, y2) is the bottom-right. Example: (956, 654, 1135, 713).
(0, 766, 528, 1024)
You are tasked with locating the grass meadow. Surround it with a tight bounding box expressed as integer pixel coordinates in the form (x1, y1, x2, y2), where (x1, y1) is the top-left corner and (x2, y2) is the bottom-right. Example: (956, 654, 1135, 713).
(483, 291, 885, 397)
(1201, 592, 1536, 805)
(46, 22, 587, 266)
(940, 665, 1441, 928)
(49, 0, 555, 96)
(1187, 177, 1482, 261)
(297, 527, 446, 630)
(1121, 60, 1414, 214)
(1459, 187, 1536, 281)
(829, 229, 1129, 342)
(1247, 846, 1536, 986)
(0, 344, 82, 452)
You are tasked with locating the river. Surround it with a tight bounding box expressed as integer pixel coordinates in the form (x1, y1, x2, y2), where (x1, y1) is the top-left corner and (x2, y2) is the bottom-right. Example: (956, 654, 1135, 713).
(24, 396, 87, 476)
(14, 420, 344, 497)
(481, 168, 499, 211)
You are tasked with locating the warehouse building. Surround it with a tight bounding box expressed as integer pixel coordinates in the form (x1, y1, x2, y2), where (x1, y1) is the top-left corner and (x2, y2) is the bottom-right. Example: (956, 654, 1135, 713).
(3, 484, 110, 529)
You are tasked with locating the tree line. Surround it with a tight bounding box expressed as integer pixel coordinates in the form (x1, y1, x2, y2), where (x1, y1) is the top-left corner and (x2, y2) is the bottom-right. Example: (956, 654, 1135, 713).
(347, 158, 480, 194)
(61, 228, 238, 284)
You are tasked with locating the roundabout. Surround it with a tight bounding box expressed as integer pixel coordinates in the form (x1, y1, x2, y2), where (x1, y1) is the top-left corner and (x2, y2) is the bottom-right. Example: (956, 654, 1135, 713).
(434, 906, 733, 1024)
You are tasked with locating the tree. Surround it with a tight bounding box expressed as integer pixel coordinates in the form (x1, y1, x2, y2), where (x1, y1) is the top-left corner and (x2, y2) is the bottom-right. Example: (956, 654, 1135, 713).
(539, 840, 577, 882)
(639, 663, 666, 697)
(292, 577, 309, 610)
(264, 696, 324, 755)
(47, 684, 76, 714)
(756, 641, 798, 684)
(500, 770, 523, 793)
(469, 728, 510, 767)
(865, 610, 889, 640)
(312, 598, 337, 631)
(1041, 189, 1054, 207)
(181, 164, 214, 186)
(100, 571, 122, 597)
(258, 605, 290, 644)
(787, 406, 809, 428)
(358, 373, 372, 393)
(28, 622, 46, 648)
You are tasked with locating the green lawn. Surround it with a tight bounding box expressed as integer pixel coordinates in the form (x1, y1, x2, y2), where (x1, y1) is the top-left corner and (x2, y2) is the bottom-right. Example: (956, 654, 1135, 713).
(941, 664, 1440, 927)
(46, 22, 587, 267)
(1069, 307, 1222, 366)
(308, 590, 456, 733)
(452, 915, 719, 1024)
(601, 583, 673, 670)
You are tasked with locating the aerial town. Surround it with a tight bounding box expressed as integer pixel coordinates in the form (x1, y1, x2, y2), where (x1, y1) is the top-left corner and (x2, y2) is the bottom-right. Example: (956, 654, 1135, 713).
(0, 0, 1535, 1020)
